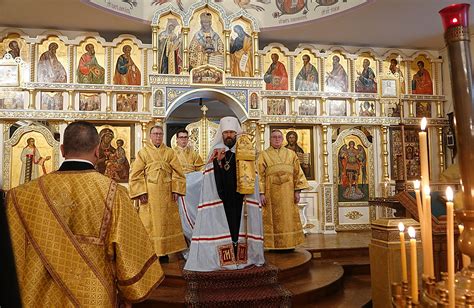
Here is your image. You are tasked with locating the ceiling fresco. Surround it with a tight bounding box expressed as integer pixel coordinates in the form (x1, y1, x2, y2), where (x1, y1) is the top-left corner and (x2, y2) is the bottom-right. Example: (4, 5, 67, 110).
(85, 0, 369, 29)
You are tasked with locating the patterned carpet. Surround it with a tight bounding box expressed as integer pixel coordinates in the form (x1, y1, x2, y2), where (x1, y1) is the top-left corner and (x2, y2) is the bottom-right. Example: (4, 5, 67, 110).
(183, 264, 292, 307)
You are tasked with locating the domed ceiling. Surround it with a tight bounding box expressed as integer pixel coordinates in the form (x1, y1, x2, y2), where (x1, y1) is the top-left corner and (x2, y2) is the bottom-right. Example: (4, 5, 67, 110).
(84, 0, 369, 29)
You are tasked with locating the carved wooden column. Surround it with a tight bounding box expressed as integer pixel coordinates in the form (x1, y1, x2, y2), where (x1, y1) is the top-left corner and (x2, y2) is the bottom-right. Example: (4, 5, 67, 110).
(381, 125, 390, 182)
(252, 32, 259, 76)
(142, 92, 151, 112)
(437, 126, 445, 175)
(406, 60, 412, 94)
(67, 90, 75, 110)
(106, 91, 113, 112)
(408, 100, 415, 117)
(30, 43, 36, 82)
(182, 28, 190, 73)
(436, 101, 443, 118)
(322, 124, 330, 183)
(106, 47, 112, 84)
(289, 96, 296, 115)
(380, 100, 386, 117)
(28, 89, 36, 110)
(320, 97, 327, 116)
(224, 30, 231, 75)
(68, 45, 74, 83)
(431, 61, 437, 95)
(152, 26, 159, 72)
(350, 98, 357, 116)
(143, 48, 148, 86)
(320, 56, 326, 92)
(259, 123, 265, 152)
(141, 122, 148, 146)
(349, 56, 355, 93)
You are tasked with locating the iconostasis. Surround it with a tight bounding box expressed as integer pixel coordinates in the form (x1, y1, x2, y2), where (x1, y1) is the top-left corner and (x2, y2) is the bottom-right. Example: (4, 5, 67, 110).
(0, 1, 450, 233)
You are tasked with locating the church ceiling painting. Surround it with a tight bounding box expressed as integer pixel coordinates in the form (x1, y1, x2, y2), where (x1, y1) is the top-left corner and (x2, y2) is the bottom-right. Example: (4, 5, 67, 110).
(85, 0, 369, 29)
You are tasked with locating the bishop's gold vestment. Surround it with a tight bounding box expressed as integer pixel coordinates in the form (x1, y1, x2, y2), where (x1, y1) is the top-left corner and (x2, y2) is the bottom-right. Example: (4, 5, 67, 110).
(129, 142, 187, 256)
(173, 145, 204, 174)
(6, 171, 164, 307)
(258, 146, 309, 249)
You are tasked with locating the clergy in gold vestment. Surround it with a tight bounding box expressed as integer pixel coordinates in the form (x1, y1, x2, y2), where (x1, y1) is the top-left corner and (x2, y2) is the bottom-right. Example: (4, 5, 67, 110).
(258, 129, 309, 249)
(173, 128, 204, 174)
(129, 125, 187, 257)
(6, 121, 163, 307)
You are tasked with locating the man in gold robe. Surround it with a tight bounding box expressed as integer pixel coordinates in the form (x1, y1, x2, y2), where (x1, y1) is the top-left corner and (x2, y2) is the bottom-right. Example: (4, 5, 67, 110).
(173, 128, 204, 249)
(129, 125, 187, 260)
(258, 129, 309, 250)
(6, 121, 163, 307)
(173, 128, 204, 174)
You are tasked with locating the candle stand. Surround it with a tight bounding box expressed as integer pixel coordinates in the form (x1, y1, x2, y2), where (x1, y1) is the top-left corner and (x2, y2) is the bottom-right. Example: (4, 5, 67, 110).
(392, 3, 473, 307)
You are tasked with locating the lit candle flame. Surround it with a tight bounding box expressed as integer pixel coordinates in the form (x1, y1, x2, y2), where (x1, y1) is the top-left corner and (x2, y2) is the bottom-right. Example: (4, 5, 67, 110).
(421, 117, 427, 131)
(446, 186, 454, 202)
(414, 180, 420, 190)
(459, 224, 464, 233)
(398, 222, 405, 232)
(408, 226, 416, 239)
(423, 186, 431, 196)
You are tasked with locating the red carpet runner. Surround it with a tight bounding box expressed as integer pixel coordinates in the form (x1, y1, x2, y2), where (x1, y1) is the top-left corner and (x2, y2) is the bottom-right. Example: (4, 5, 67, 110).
(183, 264, 292, 307)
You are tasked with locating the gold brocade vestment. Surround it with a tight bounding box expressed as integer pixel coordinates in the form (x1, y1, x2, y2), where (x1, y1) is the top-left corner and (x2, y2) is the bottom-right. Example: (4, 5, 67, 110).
(129, 143, 187, 256)
(6, 171, 164, 307)
(258, 146, 309, 249)
(173, 145, 204, 174)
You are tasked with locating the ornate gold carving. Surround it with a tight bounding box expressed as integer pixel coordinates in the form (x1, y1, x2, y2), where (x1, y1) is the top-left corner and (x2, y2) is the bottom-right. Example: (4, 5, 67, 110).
(322, 124, 329, 183)
(28, 89, 36, 110)
(345, 210, 363, 220)
(437, 126, 445, 175)
(381, 125, 389, 181)
(152, 26, 158, 72)
(182, 27, 189, 73)
(0, 110, 152, 121)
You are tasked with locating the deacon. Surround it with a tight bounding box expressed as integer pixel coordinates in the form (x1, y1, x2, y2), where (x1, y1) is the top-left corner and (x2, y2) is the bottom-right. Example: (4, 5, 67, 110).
(6, 121, 163, 306)
(173, 128, 204, 174)
(173, 128, 205, 246)
(130, 125, 187, 261)
(258, 129, 309, 250)
(184, 116, 265, 271)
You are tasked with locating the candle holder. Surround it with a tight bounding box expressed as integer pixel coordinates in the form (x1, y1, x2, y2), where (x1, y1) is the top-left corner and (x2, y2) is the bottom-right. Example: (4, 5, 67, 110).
(391, 3, 473, 307)
(440, 3, 474, 306)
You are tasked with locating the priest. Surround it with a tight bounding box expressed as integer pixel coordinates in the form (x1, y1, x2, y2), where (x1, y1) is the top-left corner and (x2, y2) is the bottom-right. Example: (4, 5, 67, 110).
(173, 128, 204, 245)
(258, 129, 309, 250)
(129, 125, 187, 261)
(173, 128, 204, 174)
(184, 116, 265, 271)
(6, 121, 163, 306)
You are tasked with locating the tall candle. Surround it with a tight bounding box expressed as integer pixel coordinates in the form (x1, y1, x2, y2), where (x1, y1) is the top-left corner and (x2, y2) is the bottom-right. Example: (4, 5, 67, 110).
(408, 226, 418, 304)
(399, 222, 408, 282)
(458, 224, 471, 268)
(413, 180, 427, 276)
(419, 117, 430, 190)
(424, 186, 434, 277)
(446, 187, 455, 308)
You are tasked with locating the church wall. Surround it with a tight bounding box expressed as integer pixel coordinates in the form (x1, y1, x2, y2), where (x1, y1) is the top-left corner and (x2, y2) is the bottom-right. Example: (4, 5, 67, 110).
(0, 4, 454, 232)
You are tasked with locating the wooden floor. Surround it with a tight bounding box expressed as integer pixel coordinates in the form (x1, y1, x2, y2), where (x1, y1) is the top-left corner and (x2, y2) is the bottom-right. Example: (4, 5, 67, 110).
(136, 231, 374, 308)
(301, 230, 371, 251)
(301, 231, 373, 308)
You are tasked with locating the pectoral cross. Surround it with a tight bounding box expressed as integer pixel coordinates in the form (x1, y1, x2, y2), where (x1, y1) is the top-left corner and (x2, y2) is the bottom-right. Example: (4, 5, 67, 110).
(201, 104, 208, 116)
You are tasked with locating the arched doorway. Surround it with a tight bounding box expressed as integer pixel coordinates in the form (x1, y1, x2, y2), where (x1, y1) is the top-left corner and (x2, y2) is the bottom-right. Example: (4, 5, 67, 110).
(165, 88, 248, 146)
